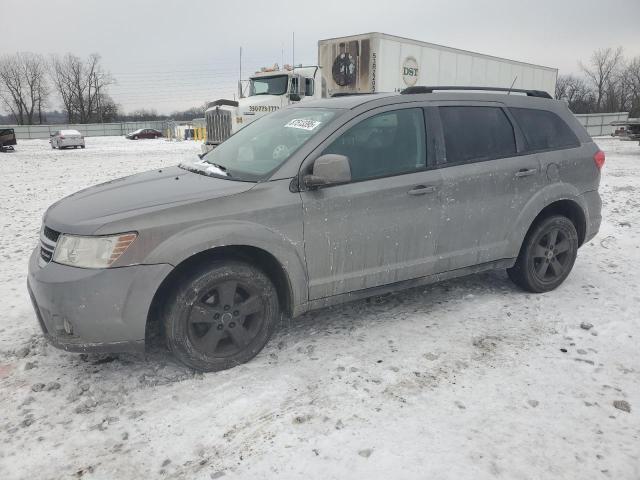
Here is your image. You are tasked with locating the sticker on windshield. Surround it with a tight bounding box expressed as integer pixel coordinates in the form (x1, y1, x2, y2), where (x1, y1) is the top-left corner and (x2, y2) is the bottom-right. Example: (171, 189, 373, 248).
(284, 119, 322, 131)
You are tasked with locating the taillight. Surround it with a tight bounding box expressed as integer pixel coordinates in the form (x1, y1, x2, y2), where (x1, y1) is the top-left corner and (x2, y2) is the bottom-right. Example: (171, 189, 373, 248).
(593, 150, 605, 170)
(59, 136, 65, 140)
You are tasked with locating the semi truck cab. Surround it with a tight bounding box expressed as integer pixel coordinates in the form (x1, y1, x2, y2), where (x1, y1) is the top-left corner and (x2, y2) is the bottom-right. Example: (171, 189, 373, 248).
(202, 66, 322, 153)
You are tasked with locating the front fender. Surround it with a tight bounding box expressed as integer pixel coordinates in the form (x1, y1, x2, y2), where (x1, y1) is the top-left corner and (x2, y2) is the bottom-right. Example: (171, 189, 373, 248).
(145, 220, 308, 308)
(506, 182, 588, 258)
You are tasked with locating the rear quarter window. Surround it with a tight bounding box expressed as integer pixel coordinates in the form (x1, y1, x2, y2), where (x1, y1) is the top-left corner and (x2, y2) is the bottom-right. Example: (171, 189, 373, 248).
(510, 107, 580, 151)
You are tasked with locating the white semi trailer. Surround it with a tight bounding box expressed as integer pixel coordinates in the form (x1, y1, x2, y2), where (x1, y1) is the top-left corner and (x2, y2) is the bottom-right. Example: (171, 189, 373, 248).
(202, 32, 557, 152)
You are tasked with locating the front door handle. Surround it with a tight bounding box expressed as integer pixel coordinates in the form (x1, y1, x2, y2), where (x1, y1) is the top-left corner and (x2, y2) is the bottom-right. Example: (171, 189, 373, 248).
(408, 185, 437, 196)
(515, 168, 537, 178)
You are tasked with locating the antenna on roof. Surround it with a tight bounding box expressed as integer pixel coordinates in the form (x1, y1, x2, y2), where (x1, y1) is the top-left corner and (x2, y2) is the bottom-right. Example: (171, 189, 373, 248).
(507, 76, 518, 95)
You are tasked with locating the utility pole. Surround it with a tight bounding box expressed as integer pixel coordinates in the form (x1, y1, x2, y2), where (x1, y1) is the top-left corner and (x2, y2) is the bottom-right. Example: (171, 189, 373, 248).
(239, 46, 243, 99)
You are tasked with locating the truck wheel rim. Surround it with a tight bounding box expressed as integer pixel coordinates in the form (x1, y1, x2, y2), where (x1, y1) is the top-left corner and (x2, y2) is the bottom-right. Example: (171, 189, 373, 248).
(531, 228, 572, 282)
(186, 280, 265, 357)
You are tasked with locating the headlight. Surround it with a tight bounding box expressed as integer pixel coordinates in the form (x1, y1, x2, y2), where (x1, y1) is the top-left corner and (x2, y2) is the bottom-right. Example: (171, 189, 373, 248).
(53, 233, 137, 269)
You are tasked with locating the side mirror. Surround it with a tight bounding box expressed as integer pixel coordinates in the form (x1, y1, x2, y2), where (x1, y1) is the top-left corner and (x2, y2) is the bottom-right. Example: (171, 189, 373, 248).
(303, 154, 351, 189)
(289, 93, 301, 102)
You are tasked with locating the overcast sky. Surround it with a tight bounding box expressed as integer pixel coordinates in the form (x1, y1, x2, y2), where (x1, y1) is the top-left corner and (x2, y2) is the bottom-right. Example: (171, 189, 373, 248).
(2, 0, 639, 114)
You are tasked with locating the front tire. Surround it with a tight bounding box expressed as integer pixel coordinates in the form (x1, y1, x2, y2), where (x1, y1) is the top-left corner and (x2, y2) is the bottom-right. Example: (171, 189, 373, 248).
(164, 261, 279, 372)
(507, 215, 578, 293)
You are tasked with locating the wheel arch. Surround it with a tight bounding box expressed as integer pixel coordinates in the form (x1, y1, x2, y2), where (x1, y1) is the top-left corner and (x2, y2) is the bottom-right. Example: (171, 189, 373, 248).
(508, 182, 590, 258)
(145, 245, 296, 348)
(530, 199, 587, 246)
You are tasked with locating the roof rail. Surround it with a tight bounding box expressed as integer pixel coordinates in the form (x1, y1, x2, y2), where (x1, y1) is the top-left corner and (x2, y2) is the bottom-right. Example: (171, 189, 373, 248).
(401, 86, 553, 99)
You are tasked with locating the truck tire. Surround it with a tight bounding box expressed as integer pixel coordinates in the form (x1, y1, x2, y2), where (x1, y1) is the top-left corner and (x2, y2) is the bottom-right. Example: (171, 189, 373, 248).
(507, 215, 578, 293)
(164, 261, 279, 372)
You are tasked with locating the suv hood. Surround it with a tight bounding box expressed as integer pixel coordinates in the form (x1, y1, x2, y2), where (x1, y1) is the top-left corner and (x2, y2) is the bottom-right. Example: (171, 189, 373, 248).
(44, 166, 255, 234)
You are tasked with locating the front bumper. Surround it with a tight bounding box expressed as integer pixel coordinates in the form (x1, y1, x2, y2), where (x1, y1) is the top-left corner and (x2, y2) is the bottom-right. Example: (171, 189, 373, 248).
(27, 247, 173, 353)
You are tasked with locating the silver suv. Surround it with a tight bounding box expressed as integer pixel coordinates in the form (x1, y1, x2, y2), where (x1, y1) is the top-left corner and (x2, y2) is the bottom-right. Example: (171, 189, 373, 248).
(27, 87, 603, 371)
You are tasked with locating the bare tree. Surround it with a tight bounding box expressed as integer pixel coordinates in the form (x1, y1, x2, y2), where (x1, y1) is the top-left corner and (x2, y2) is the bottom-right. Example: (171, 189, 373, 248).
(621, 57, 640, 117)
(50, 53, 114, 123)
(580, 47, 624, 112)
(0, 53, 49, 125)
(50, 54, 76, 122)
(555, 74, 594, 114)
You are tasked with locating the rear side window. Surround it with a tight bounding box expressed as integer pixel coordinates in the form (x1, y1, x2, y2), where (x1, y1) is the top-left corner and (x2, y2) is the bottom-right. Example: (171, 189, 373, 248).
(510, 107, 580, 151)
(439, 106, 516, 164)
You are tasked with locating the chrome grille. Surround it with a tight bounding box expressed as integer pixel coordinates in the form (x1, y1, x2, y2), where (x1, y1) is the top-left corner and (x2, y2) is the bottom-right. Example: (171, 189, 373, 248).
(43, 225, 60, 243)
(39, 225, 59, 266)
(206, 108, 232, 144)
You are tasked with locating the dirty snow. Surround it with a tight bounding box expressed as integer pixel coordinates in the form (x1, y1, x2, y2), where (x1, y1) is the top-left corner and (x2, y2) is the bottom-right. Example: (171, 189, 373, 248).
(0, 136, 639, 479)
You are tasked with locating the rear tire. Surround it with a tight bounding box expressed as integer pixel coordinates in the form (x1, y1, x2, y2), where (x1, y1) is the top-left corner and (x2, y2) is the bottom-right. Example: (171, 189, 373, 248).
(507, 215, 578, 293)
(164, 261, 279, 372)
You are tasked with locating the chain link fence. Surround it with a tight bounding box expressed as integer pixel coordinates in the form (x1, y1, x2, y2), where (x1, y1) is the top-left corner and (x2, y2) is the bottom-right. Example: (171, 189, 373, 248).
(574, 112, 629, 137)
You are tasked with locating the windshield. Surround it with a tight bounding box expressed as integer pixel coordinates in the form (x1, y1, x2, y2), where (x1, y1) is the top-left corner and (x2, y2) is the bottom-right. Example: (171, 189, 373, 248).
(249, 75, 289, 96)
(189, 108, 338, 182)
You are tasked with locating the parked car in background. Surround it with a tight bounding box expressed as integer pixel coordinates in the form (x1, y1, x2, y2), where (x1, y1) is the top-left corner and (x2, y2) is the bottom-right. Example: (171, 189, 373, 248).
(125, 128, 163, 140)
(0, 128, 17, 152)
(50, 130, 85, 149)
(28, 87, 603, 372)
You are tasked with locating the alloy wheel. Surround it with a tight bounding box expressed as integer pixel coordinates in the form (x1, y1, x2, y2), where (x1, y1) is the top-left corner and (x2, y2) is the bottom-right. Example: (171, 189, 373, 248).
(531, 227, 572, 282)
(186, 280, 265, 357)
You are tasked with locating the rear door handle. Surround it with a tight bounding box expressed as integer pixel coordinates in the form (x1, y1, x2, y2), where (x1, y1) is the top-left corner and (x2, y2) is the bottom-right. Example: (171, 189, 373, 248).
(408, 185, 437, 196)
(515, 168, 537, 178)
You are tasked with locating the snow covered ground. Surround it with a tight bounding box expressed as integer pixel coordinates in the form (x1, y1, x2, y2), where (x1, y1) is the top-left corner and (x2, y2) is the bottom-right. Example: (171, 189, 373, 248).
(0, 136, 638, 480)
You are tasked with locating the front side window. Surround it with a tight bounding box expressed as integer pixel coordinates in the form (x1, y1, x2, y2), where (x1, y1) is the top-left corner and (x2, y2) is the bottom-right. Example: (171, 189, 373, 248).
(322, 108, 426, 182)
(192, 108, 338, 181)
(439, 106, 516, 164)
(249, 75, 289, 96)
(510, 107, 580, 151)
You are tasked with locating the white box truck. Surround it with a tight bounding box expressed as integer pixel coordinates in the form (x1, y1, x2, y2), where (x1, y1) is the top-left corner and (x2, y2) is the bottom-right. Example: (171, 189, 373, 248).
(202, 32, 557, 152)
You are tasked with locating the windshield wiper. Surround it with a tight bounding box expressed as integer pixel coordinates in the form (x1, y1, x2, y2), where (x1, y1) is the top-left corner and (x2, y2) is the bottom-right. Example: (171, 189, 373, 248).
(179, 161, 230, 179)
(208, 162, 231, 177)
